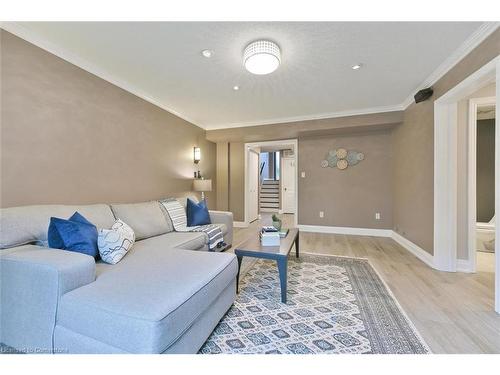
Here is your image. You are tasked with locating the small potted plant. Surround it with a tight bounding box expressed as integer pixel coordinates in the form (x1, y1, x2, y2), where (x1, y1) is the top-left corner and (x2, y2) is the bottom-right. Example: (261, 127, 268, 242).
(272, 214, 282, 231)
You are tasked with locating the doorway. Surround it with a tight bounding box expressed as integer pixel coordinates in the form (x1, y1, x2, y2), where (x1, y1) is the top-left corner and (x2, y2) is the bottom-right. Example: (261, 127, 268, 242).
(244, 139, 298, 228)
(434, 56, 499, 313)
(468, 96, 496, 275)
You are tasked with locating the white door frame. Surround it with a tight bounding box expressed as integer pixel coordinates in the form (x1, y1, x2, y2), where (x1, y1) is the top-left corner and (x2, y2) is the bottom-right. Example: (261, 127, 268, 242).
(434, 55, 499, 313)
(244, 139, 298, 228)
(247, 148, 260, 223)
(281, 155, 296, 214)
(467, 96, 497, 273)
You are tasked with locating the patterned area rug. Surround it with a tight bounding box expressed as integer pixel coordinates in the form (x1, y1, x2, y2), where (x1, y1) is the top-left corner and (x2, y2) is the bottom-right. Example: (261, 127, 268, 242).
(200, 254, 430, 354)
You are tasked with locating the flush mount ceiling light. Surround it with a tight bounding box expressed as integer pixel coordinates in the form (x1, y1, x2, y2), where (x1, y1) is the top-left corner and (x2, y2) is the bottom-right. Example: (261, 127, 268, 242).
(233, 85, 240, 91)
(351, 63, 363, 70)
(243, 40, 281, 75)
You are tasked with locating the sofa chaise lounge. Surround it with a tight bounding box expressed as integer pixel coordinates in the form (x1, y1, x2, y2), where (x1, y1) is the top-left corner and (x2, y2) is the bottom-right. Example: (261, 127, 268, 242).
(0, 199, 237, 354)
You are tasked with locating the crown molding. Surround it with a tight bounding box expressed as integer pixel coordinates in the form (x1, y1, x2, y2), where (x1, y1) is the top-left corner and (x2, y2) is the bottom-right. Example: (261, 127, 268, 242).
(2, 21, 497, 131)
(205, 104, 405, 130)
(400, 22, 500, 110)
(0, 22, 206, 130)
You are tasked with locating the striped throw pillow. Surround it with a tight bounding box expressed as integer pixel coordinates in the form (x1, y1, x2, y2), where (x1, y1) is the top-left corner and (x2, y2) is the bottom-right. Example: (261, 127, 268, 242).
(159, 198, 188, 231)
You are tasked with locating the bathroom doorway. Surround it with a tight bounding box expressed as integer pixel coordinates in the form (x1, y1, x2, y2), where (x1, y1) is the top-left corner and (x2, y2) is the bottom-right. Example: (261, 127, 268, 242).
(468, 96, 496, 274)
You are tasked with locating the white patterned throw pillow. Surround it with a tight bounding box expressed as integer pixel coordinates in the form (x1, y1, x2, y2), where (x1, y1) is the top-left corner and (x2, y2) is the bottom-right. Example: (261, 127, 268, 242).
(98, 219, 135, 264)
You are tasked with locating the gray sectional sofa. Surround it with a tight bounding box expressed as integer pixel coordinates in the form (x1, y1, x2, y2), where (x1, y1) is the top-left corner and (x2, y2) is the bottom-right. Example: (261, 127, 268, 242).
(0, 199, 237, 354)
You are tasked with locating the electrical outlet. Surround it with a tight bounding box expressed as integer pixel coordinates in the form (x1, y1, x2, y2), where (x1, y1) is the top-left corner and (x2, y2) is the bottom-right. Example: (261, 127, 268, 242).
(319, 211, 324, 218)
(301, 171, 306, 178)
(375, 213, 381, 220)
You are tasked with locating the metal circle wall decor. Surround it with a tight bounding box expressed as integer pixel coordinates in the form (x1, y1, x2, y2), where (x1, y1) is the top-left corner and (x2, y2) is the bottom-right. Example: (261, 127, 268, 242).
(336, 148, 348, 159)
(336, 159, 348, 170)
(321, 148, 365, 170)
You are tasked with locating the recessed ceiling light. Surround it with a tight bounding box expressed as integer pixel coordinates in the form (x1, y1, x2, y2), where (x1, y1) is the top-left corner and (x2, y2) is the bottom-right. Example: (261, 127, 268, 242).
(351, 63, 363, 70)
(244, 40, 281, 75)
(201, 49, 213, 58)
(233, 85, 240, 91)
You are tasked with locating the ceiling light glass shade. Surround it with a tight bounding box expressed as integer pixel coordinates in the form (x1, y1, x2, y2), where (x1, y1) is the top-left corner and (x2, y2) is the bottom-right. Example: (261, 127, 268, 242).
(243, 40, 281, 75)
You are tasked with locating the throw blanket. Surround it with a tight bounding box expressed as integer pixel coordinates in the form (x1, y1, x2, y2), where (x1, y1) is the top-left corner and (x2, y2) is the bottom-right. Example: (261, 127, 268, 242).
(159, 198, 224, 251)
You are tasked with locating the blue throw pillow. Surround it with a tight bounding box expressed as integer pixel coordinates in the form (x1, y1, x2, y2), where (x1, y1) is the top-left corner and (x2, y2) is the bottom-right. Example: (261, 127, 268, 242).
(186, 198, 211, 226)
(48, 212, 99, 257)
(48, 212, 93, 249)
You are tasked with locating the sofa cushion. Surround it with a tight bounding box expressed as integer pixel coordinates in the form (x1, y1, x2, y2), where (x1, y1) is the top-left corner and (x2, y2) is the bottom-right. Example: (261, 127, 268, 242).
(144, 232, 207, 251)
(158, 198, 187, 231)
(48, 212, 95, 250)
(49, 215, 99, 258)
(145, 225, 228, 251)
(56, 245, 237, 353)
(110, 202, 172, 240)
(186, 198, 211, 226)
(0, 205, 115, 249)
(98, 219, 135, 264)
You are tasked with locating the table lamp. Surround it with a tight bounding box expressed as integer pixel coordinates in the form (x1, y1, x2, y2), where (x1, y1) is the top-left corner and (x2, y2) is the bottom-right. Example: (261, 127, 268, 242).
(193, 178, 212, 201)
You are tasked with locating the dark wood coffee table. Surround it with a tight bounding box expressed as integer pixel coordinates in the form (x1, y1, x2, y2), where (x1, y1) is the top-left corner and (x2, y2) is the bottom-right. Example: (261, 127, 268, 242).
(234, 228, 299, 303)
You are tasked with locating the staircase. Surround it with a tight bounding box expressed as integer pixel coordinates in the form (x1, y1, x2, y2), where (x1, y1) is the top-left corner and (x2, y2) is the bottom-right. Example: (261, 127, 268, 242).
(259, 180, 280, 212)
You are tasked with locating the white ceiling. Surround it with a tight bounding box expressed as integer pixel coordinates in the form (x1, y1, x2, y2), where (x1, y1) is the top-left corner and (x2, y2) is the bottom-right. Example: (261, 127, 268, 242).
(6, 22, 494, 129)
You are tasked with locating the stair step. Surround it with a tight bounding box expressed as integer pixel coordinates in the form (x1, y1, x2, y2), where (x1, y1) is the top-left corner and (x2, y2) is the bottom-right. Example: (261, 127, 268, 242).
(260, 199, 279, 204)
(260, 204, 280, 208)
(260, 187, 279, 191)
(262, 180, 279, 185)
(260, 194, 279, 199)
(260, 208, 279, 213)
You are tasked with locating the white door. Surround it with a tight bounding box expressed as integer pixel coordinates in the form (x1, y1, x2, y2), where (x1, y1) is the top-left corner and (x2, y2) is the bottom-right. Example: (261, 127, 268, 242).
(248, 150, 259, 222)
(282, 157, 296, 214)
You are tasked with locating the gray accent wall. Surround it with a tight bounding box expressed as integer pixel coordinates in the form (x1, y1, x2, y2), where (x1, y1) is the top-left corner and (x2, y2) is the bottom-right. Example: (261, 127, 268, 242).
(0, 30, 217, 208)
(213, 116, 400, 226)
(298, 131, 393, 229)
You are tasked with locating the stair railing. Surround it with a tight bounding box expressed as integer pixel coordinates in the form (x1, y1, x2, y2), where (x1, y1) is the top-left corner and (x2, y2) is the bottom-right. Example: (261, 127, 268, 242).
(259, 161, 265, 186)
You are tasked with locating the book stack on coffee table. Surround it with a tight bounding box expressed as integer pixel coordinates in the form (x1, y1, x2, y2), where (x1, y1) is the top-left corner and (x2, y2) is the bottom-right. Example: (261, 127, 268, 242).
(260, 226, 289, 246)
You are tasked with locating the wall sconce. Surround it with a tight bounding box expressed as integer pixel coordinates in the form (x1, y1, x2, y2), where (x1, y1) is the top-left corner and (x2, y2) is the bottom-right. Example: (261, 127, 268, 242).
(193, 147, 201, 164)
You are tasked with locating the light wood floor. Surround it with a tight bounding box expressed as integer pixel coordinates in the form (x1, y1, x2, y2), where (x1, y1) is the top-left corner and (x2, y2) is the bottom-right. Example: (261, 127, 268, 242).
(229, 213, 500, 354)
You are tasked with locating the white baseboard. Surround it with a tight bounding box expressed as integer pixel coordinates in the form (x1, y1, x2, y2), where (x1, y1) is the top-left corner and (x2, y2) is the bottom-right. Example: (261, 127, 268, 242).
(456, 259, 474, 273)
(296, 224, 436, 269)
(297, 224, 392, 237)
(241, 222, 472, 273)
(390, 231, 435, 269)
(233, 221, 248, 228)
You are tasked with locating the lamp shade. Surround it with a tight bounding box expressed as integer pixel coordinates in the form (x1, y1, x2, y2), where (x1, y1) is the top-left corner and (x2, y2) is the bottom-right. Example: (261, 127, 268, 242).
(193, 179, 212, 192)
